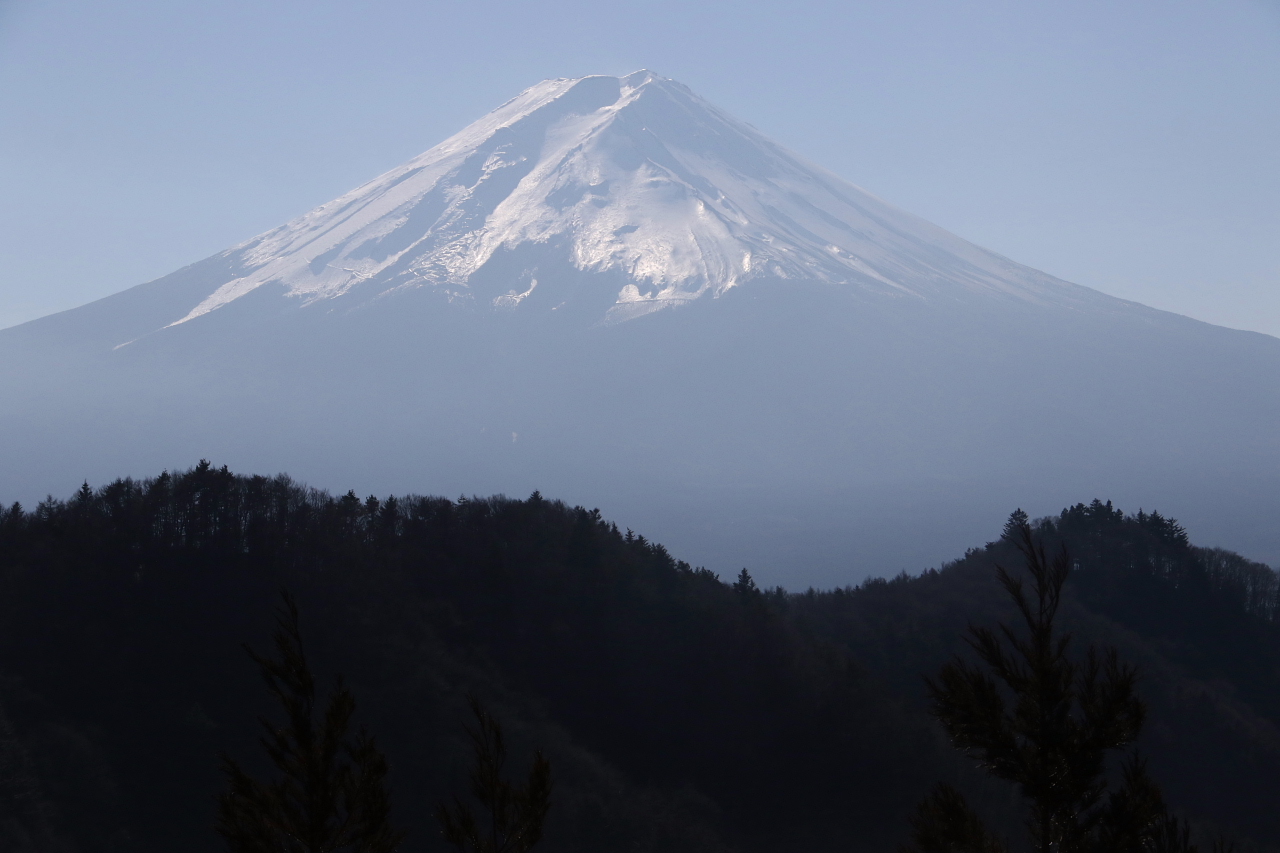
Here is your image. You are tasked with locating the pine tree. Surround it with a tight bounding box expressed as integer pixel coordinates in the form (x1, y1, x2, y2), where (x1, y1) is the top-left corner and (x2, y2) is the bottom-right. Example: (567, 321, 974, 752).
(903, 516, 1188, 853)
(733, 568, 759, 596)
(437, 697, 552, 853)
(217, 593, 402, 853)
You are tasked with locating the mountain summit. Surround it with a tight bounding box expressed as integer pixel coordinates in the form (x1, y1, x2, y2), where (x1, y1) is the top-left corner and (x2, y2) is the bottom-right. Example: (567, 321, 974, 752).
(168, 71, 1101, 333)
(3, 73, 1279, 581)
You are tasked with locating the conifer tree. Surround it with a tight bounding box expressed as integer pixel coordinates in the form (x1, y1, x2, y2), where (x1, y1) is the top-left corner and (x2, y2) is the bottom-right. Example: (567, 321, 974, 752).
(903, 516, 1189, 853)
(437, 697, 552, 853)
(217, 593, 402, 853)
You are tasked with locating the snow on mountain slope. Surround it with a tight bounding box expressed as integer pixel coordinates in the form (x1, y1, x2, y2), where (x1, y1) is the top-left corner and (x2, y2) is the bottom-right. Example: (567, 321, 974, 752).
(10, 70, 1280, 583)
(170, 70, 1110, 330)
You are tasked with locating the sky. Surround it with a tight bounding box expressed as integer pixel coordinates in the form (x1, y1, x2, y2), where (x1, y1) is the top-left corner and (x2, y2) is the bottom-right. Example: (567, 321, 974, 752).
(1, 0, 1277, 336)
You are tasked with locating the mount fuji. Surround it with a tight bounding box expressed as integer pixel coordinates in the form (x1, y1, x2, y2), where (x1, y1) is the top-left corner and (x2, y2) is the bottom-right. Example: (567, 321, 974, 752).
(3, 72, 1278, 583)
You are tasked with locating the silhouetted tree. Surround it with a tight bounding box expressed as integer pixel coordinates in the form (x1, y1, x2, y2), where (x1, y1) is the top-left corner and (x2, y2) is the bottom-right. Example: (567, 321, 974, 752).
(437, 697, 551, 853)
(217, 592, 402, 853)
(904, 516, 1184, 853)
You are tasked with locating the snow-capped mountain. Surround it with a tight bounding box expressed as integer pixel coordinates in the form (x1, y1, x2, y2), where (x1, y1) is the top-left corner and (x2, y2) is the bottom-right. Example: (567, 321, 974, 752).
(3, 72, 1279, 584)
(163, 71, 1101, 336)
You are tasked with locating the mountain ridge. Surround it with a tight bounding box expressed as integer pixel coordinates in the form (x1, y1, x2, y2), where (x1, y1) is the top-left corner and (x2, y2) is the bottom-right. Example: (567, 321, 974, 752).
(88, 70, 1135, 342)
(2, 72, 1278, 581)
(3, 467, 1280, 851)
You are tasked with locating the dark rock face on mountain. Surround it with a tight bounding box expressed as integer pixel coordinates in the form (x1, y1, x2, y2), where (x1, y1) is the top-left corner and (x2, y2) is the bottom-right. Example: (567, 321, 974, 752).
(2, 72, 1277, 583)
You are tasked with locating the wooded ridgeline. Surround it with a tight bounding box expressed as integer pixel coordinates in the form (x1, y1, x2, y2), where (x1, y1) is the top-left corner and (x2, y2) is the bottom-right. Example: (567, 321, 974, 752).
(1, 462, 1278, 852)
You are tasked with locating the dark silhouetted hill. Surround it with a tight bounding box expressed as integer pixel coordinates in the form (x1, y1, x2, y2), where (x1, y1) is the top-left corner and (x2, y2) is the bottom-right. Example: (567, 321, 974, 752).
(0, 466, 1277, 851)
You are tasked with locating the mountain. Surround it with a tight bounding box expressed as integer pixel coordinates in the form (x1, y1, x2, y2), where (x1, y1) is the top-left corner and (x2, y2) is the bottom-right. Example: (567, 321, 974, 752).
(155, 70, 1106, 329)
(1, 71, 1278, 584)
(4, 470, 1280, 852)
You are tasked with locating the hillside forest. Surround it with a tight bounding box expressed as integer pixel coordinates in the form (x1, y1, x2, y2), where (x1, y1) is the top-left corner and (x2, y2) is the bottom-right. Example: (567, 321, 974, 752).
(1, 462, 1278, 852)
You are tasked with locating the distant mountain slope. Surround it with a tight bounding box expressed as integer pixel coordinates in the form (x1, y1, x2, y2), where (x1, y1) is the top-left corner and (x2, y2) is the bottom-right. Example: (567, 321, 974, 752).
(1, 73, 1278, 580)
(78, 71, 1123, 342)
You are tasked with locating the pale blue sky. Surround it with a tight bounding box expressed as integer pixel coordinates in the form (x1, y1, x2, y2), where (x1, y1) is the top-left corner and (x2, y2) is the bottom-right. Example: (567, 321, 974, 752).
(1, 0, 1277, 334)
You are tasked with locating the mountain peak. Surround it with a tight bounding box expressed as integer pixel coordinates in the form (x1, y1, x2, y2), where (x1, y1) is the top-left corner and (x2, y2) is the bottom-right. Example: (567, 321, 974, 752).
(168, 72, 1105, 330)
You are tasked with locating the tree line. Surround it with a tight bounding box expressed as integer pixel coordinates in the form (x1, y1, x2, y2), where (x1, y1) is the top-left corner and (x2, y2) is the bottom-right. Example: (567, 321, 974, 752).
(1, 465, 1278, 851)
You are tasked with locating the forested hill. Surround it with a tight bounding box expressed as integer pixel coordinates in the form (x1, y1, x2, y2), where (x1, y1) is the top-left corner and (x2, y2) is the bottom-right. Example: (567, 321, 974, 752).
(1, 464, 1278, 852)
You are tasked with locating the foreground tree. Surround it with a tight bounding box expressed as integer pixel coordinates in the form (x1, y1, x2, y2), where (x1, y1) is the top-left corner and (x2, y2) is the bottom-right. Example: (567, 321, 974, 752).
(904, 516, 1185, 853)
(217, 593, 402, 853)
(437, 697, 552, 853)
